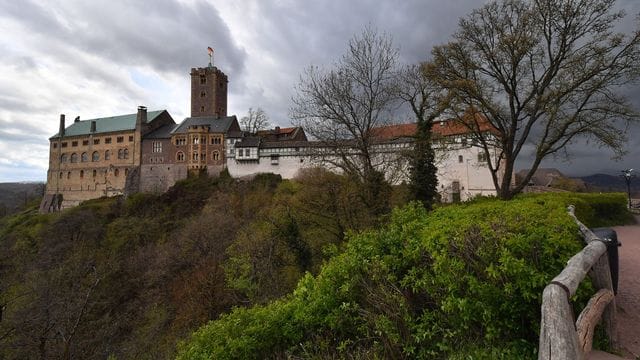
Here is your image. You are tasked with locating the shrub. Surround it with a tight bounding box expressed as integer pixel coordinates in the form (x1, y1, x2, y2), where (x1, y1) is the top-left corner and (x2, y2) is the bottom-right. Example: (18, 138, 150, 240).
(177, 194, 604, 359)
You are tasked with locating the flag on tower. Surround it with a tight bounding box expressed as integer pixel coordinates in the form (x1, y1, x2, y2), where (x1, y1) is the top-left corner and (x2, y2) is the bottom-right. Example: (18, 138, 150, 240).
(207, 46, 214, 55)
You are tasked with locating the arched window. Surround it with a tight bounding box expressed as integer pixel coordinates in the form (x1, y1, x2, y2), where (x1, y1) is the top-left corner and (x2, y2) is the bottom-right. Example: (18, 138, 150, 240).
(123, 148, 129, 159)
(81, 152, 88, 162)
(70, 153, 78, 163)
(176, 151, 185, 162)
(80, 170, 84, 178)
(105, 150, 111, 160)
(212, 151, 220, 161)
(60, 153, 68, 163)
(92, 151, 99, 162)
(67, 171, 71, 179)
(124, 168, 129, 176)
(59, 172, 63, 179)
(92, 169, 97, 177)
(114, 169, 119, 177)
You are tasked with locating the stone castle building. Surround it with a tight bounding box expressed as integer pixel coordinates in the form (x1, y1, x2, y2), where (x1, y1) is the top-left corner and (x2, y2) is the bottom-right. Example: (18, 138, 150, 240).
(41, 60, 502, 212)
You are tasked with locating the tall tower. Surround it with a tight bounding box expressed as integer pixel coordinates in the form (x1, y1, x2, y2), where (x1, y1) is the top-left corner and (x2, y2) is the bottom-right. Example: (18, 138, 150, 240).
(190, 65, 228, 118)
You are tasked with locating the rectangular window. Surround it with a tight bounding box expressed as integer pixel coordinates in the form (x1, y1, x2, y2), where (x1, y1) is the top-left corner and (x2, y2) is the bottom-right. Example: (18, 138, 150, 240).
(478, 152, 488, 163)
(94, 139, 100, 145)
(152, 141, 162, 153)
(62, 142, 68, 148)
(82, 140, 89, 146)
(245, 149, 250, 157)
(105, 137, 112, 144)
(129, 135, 133, 142)
(200, 75, 206, 84)
(117, 136, 124, 143)
(53, 143, 58, 149)
(72, 141, 78, 147)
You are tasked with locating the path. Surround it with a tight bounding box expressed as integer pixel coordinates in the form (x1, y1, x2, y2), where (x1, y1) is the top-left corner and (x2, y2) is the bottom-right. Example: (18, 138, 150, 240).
(589, 215, 640, 359)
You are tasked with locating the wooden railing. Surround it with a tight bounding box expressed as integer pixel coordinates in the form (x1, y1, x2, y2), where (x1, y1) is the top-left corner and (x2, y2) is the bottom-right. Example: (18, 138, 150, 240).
(538, 206, 618, 360)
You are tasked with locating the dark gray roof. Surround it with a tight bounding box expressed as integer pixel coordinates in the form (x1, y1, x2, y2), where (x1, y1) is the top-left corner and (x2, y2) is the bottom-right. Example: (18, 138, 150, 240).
(143, 123, 179, 139)
(50, 110, 166, 139)
(171, 115, 238, 134)
(235, 137, 261, 148)
(227, 130, 244, 138)
(261, 140, 318, 148)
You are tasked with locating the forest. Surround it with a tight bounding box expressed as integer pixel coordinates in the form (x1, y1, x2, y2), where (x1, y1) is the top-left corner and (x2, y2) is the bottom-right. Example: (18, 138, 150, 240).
(0, 168, 631, 359)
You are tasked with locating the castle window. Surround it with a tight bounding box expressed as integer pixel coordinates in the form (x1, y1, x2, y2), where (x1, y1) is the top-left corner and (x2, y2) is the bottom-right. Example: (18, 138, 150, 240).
(125, 168, 128, 176)
(70, 153, 78, 163)
(81, 152, 88, 162)
(200, 75, 206, 84)
(62, 142, 68, 148)
(192, 152, 199, 161)
(152, 141, 162, 153)
(94, 139, 100, 145)
(176, 151, 185, 162)
(211, 136, 221, 145)
(53, 143, 57, 149)
(82, 140, 89, 146)
(60, 154, 68, 163)
(105, 150, 111, 160)
(477, 152, 488, 163)
(92, 151, 99, 162)
(118, 149, 123, 159)
(192, 136, 199, 145)
(200, 91, 206, 98)
(80, 170, 84, 178)
(117, 136, 124, 143)
(201, 153, 206, 161)
(72, 141, 78, 147)
(458, 155, 464, 163)
(200, 106, 205, 112)
(59, 172, 63, 179)
(92, 169, 97, 177)
(212, 151, 220, 161)
(67, 171, 71, 179)
(124, 148, 129, 159)
(105, 137, 112, 144)
(114, 169, 119, 177)
(175, 137, 186, 146)
(129, 135, 133, 142)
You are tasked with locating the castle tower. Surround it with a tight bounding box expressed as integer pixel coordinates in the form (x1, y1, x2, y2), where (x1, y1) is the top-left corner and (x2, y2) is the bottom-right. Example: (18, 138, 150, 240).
(190, 65, 228, 118)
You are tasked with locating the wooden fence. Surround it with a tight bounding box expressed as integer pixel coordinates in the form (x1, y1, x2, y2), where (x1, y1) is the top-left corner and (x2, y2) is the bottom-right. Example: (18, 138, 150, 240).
(538, 206, 618, 360)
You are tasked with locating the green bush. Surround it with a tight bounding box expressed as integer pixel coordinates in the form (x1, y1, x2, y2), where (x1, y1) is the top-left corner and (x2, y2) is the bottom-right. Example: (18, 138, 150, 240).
(177, 194, 603, 359)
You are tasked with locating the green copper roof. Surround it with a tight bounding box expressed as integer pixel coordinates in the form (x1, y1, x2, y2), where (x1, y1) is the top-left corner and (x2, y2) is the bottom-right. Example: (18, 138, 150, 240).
(50, 110, 166, 139)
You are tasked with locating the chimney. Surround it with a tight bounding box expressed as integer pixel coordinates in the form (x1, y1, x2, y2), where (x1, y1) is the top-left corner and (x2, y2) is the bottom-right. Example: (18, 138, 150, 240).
(90, 120, 96, 133)
(136, 106, 147, 130)
(59, 114, 65, 137)
(74, 116, 80, 123)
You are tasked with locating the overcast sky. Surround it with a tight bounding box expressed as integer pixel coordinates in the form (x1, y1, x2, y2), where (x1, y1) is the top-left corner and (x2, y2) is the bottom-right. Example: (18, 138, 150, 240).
(1, 0, 639, 182)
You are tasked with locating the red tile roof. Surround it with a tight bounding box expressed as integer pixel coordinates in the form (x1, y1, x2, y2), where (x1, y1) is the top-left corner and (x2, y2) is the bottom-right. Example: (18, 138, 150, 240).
(371, 114, 497, 141)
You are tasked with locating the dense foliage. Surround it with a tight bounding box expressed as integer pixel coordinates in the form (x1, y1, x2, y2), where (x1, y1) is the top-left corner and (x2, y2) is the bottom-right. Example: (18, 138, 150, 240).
(177, 193, 629, 359)
(0, 169, 387, 359)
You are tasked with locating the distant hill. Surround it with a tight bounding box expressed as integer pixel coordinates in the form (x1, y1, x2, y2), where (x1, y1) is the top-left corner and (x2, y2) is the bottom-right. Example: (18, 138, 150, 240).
(0, 182, 45, 216)
(577, 173, 640, 196)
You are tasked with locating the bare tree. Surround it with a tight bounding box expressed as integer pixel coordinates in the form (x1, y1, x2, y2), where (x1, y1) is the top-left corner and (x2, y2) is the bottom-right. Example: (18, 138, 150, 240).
(429, 0, 640, 199)
(290, 27, 400, 215)
(240, 108, 270, 134)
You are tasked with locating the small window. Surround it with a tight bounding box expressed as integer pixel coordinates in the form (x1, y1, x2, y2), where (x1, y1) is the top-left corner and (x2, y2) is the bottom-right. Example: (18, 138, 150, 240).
(80, 170, 84, 178)
(212, 151, 220, 161)
(92, 151, 99, 162)
(152, 141, 162, 153)
(70, 153, 78, 163)
(72, 141, 78, 147)
(192, 152, 198, 161)
(105, 150, 111, 160)
(105, 137, 112, 144)
(60, 154, 68, 163)
(200, 75, 206, 84)
(81, 152, 88, 162)
(67, 171, 71, 179)
(94, 139, 100, 145)
(61, 142, 68, 148)
(82, 140, 89, 146)
(117, 136, 124, 143)
(200, 106, 205, 112)
(53, 143, 58, 149)
(478, 152, 488, 163)
(129, 135, 133, 142)
(59, 172, 63, 179)
(124, 168, 128, 176)
(200, 91, 206, 98)
(176, 152, 185, 162)
(245, 149, 251, 157)
(458, 155, 463, 163)
(124, 148, 129, 159)
(92, 169, 97, 177)
(114, 169, 119, 177)
(118, 149, 123, 159)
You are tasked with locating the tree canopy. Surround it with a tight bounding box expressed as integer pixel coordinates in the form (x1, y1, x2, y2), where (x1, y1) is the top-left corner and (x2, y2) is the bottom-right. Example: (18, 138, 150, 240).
(429, 0, 640, 199)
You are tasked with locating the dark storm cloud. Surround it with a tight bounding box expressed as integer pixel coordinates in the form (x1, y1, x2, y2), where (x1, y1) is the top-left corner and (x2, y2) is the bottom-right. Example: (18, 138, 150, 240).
(0, 0, 246, 76)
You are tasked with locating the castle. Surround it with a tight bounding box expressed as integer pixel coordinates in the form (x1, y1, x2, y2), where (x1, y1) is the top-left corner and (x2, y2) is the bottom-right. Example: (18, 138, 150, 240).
(41, 61, 501, 212)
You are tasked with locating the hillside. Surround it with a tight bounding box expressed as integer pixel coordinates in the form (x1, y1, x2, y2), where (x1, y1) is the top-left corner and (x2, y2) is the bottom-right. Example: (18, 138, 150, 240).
(579, 173, 640, 196)
(0, 182, 44, 216)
